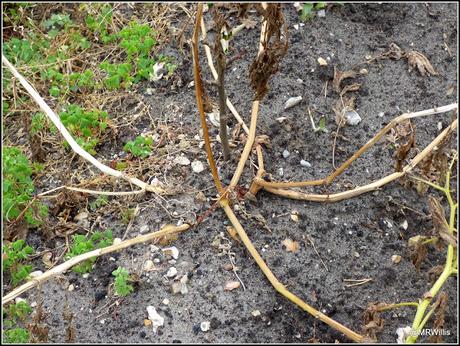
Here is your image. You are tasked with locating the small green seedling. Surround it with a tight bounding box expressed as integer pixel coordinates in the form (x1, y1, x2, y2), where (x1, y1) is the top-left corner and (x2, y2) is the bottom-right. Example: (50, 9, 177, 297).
(3, 328, 30, 343)
(120, 208, 136, 225)
(89, 195, 109, 211)
(65, 230, 113, 273)
(2, 147, 49, 227)
(59, 105, 109, 154)
(300, 2, 327, 21)
(2, 301, 32, 343)
(2, 240, 34, 286)
(123, 135, 154, 158)
(112, 267, 134, 297)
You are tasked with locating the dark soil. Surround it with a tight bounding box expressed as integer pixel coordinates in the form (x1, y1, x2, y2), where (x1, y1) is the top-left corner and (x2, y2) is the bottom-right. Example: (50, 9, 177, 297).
(4, 3, 458, 343)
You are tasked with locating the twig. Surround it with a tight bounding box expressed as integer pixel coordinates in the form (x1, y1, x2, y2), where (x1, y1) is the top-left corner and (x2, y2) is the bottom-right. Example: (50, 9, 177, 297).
(2, 55, 165, 195)
(306, 234, 328, 272)
(192, 4, 223, 193)
(221, 200, 363, 342)
(254, 103, 458, 189)
(200, 17, 249, 134)
(261, 118, 457, 202)
(344, 278, 373, 288)
(2, 224, 190, 305)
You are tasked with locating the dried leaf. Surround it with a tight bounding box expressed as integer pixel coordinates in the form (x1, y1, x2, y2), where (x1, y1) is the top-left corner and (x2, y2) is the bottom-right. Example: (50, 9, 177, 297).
(394, 120, 415, 172)
(340, 83, 361, 96)
(410, 242, 427, 272)
(384, 43, 404, 60)
(362, 302, 385, 340)
(333, 67, 357, 93)
(428, 265, 444, 283)
(428, 196, 449, 234)
(226, 226, 240, 243)
(241, 17, 257, 29)
(406, 50, 437, 76)
(282, 238, 299, 253)
(428, 293, 448, 343)
(224, 281, 241, 291)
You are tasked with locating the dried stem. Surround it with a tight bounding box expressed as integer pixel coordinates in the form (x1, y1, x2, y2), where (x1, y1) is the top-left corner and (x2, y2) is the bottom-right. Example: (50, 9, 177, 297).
(229, 6, 267, 189)
(220, 200, 364, 342)
(260, 118, 457, 202)
(192, 4, 223, 193)
(200, 17, 249, 134)
(2, 224, 190, 305)
(214, 9, 231, 161)
(1, 55, 164, 195)
(256, 103, 458, 189)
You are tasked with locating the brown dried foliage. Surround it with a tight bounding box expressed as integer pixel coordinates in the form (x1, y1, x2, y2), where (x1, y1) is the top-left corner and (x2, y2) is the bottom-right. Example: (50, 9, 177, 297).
(249, 4, 288, 100)
(428, 292, 448, 343)
(394, 120, 416, 172)
(410, 242, 428, 272)
(362, 302, 387, 340)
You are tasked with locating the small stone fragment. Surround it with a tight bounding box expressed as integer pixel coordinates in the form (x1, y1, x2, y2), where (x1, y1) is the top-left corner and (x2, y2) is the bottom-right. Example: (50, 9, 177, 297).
(174, 156, 190, 166)
(282, 150, 290, 159)
(400, 220, 408, 231)
(290, 210, 299, 222)
(284, 96, 302, 110)
(143, 260, 154, 271)
(200, 321, 211, 332)
(300, 160, 311, 167)
(68, 284, 75, 292)
(113, 238, 122, 245)
(29, 270, 43, 278)
(191, 160, 205, 173)
(392, 255, 402, 264)
(224, 281, 241, 291)
(139, 225, 150, 234)
(251, 310, 261, 317)
(317, 9, 326, 17)
(344, 110, 362, 125)
(162, 298, 170, 305)
(163, 246, 179, 260)
(166, 267, 178, 278)
(317, 57, 328, 66)
(146, 306, 164, 334)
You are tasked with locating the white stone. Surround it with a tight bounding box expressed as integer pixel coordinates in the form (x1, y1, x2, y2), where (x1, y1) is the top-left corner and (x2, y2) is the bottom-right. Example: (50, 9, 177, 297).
(284, 96, 302, 110)
(200, 321, 211, 332)
(191, 160, 205, 173)
(174, 156, 190, 166)
(146, 306, 164, 334)
(166, 267, 178, 278)
(282, 150, 290, 159)
(139, 225, 150, 234)
(29, 270, 43, 278)
(344, 110, 362, 125)
(300, 160, 311, 167)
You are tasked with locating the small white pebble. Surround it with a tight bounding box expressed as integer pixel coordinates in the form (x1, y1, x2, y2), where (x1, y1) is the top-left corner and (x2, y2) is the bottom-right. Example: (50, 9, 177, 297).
(200, 321, 211, 332)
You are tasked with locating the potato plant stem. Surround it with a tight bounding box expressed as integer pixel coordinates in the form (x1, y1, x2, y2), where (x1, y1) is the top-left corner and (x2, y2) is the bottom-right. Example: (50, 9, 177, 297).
(220, 201, 364, 343)
(216, 30, 231, 161)
(192, 4, 223, 193)
(405, 157, 457, 344)
(2, 224, 190, 305)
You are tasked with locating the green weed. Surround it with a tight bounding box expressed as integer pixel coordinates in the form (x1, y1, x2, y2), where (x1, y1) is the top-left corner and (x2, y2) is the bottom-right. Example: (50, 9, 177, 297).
(2, 147, 48, 226)
(2, 301, 32, 343)
(300, 2, 327, 21)
(2, 240, 34, 286)
(59, 105, 109, 154)
(65, 230, 113, 274)
(123, 135, 154, 158)
(112, 267, 134, 297)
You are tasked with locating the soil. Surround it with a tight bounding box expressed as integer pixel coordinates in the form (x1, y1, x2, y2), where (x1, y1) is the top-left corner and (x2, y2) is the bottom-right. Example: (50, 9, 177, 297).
(3, 3, 458, 343)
